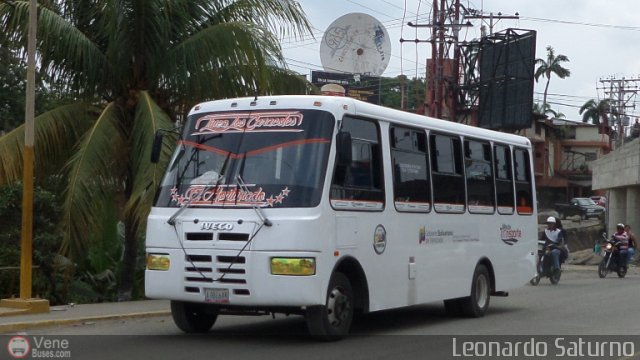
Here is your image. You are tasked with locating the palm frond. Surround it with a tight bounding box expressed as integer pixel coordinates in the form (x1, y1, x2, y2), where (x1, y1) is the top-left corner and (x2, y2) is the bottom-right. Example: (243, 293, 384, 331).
(61, 102, 128, 259)
(124, 91, 176, 240)
(158, 21, 281, 101)
(150, 0, 312, 101)
(0, 1, 110, 97)
(0, 103, 99, 185)
(212, 0, 312, 41)
(261, 66, 314, 95)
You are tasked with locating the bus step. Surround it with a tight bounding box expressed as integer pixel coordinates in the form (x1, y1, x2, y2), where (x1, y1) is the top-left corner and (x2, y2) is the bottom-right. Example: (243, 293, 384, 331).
(491, 291, 509, 297)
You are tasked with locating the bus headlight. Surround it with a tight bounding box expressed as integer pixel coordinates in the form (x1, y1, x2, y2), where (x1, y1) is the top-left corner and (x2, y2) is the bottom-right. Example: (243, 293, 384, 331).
(270, 258, 316, 276)
(147, 253, 171, 271)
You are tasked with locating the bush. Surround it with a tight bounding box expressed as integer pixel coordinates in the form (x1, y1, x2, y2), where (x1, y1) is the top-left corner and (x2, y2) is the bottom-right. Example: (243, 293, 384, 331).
(0, 180, 126, 304)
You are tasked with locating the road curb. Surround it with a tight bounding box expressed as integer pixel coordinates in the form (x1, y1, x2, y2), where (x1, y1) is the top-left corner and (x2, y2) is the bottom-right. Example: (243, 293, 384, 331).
(0, 310, 170, 333)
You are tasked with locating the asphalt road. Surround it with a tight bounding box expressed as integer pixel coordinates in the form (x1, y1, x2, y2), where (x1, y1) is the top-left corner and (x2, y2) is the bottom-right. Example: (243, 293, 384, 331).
(10, 269, 640, 360)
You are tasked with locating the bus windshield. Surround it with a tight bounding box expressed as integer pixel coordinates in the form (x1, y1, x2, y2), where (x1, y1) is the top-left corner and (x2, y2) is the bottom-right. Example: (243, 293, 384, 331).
(155, 109, 335, 208)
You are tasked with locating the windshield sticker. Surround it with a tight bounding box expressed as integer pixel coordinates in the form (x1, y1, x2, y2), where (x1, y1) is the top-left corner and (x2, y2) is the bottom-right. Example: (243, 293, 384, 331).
(170, 185, 291, 207)
(193, 111, 304, 135)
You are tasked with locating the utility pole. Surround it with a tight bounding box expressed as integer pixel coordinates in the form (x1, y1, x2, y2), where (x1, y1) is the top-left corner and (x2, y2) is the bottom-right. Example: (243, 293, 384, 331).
(399, 2, 520, 121)
(402, 0, 470, 120)
(399, 74, 407, 110)
(598, 77, 640, 146)
(400, 2, 518, 121)
(464, 10, 520, 35)
(0, 0, 50, 315)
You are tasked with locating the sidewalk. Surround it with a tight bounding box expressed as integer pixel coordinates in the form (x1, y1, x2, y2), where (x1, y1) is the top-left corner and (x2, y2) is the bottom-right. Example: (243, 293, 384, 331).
(0, 299, 170, 333)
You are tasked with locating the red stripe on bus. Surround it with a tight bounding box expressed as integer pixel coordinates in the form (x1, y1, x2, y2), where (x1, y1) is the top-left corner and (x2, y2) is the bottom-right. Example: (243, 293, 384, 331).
(180, 138, 330, 159)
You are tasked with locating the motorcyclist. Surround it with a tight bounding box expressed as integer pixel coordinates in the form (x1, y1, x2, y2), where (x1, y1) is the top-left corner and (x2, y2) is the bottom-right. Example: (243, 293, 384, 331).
(542, 216, 565, 275)
(624, 224, 636, 264)
(613, 223, 629, 270)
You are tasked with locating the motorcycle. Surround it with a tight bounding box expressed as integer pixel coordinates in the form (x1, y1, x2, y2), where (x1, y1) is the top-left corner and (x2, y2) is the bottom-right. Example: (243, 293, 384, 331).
(598, 233, 627, 278)
(530, 240, 562, 285)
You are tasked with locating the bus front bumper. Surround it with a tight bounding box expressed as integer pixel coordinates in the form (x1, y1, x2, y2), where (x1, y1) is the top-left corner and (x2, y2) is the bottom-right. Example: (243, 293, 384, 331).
(145, 248, 325, 307)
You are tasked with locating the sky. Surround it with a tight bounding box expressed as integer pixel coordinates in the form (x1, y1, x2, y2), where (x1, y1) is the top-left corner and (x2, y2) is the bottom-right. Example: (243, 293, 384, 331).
(281, 0, 640, 122)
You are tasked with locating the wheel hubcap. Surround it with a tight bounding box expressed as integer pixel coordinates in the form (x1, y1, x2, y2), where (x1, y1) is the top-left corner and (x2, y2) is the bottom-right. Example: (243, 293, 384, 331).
(475, 275, 489, 309)
(327, 287, 351, 327)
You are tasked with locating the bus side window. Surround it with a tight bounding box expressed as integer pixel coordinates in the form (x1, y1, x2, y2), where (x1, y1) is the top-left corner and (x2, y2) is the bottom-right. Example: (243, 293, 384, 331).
(464, 139, 495, 214)
(390, 126, 430, 212)
(330, 117, 384, 208)
(430, 133, 465, 213)
(494, 144, 515, 214)
(514, 148, 533, 215)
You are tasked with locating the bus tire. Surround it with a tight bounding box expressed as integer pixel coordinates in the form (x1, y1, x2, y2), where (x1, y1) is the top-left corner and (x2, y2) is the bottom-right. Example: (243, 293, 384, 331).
(305, 272, 354, 341)
(170, 300, 218, 333)
(460, 264, 491, 318)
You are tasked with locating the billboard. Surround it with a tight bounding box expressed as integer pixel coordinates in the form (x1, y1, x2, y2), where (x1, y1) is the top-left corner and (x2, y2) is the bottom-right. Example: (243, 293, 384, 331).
(311, 71, 381, 104)
(478, 29, 536, 131)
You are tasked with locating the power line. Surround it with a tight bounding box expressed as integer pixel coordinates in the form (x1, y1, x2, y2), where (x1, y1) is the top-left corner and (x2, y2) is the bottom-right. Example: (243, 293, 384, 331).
(519, 16, 640, 31)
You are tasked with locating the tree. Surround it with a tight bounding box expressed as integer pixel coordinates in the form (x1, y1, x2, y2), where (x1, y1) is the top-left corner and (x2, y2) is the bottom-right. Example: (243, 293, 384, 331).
(534, 46, 570, 107)
(0, 0, 312, 300)
(533, 102, 565, 120)
(579, 98, 612, 126)
(0, 31, 74, 134)
(379, 76, 426, 112)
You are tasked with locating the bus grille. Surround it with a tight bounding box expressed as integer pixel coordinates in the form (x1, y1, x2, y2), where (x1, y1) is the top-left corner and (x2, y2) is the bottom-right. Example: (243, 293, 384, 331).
(183, 253, 250, 296)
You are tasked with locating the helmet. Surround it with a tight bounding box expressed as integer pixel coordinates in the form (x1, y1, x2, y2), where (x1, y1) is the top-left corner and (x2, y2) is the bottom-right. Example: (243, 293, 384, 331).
(546, 216, 556, 223)
(617, 223, 624, 228)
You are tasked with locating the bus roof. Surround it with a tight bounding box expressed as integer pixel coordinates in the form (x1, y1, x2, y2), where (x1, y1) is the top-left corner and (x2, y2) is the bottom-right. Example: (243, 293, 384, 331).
(189, 95, 531, 148)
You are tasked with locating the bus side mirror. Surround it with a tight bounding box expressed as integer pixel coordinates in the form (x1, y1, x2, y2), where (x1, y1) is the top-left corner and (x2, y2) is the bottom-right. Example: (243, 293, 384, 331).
(150, 132, 163, 163)
(336, 131, 352, 167)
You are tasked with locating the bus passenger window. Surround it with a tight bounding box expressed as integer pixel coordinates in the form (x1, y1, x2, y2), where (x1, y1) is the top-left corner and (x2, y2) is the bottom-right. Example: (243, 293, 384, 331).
(390, 126, 430, 212)
(514, 148, 533, 215)
(430, 133, 465, 213)
(330, 117, 384, 209)
(494, 144, 515, 214)
(464, 139, 495, 214)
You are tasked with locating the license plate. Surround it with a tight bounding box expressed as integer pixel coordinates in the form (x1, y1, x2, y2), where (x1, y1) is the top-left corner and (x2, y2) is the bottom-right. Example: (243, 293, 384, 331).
(204, 288, 229, 303)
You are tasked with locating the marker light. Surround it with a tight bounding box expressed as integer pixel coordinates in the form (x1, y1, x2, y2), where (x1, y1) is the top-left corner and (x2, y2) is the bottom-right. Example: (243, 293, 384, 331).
(270, 258, 316, 276)
(147, 254, 171, 271)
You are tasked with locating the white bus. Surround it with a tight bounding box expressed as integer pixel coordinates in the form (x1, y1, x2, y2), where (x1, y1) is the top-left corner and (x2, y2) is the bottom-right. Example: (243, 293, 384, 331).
(145, 95, 537, 340)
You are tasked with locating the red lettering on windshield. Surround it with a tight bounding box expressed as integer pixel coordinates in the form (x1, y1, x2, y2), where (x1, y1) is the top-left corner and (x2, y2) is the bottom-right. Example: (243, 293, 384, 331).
(194, 111, 304, 135)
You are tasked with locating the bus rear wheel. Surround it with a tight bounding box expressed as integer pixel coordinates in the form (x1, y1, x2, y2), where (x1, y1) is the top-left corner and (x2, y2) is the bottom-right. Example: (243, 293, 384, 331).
(460, 264, 491, 318)
(171, 300, 218, 333)
(306, 272, 354, 341)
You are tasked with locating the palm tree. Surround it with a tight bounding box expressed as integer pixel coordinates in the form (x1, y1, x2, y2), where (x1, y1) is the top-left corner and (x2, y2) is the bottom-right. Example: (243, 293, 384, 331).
(579, 98, 612, 126)
(0, 0, 312, 299)
(533, 102, 565, 120)
(534, 46, 570, 107)
(580, 98, 615, 148)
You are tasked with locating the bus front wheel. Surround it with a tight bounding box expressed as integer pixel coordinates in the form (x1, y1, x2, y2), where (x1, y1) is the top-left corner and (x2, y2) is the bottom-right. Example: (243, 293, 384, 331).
(306, 272, 354, 341)
(460, 264, 491, 318)
(171, 300, 218, 333)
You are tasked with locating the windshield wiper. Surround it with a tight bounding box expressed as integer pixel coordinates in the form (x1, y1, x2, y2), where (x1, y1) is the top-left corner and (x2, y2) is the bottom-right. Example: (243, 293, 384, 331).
(234, 153, 247, 206)
(236, 174, 272, 227)
(167, 148, 232, 225)
(167, 196, 193, 226)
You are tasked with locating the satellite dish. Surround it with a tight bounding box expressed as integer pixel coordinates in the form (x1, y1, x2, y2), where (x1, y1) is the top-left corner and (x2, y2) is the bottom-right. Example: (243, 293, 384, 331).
(320, 13, 391, 76)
